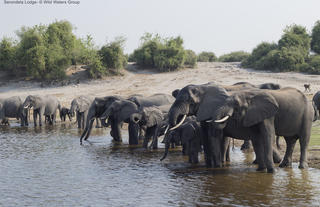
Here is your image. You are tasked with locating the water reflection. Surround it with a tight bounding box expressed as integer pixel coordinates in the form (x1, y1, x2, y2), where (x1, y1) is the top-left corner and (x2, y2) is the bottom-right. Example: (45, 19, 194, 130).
(0, 124, 320, 206)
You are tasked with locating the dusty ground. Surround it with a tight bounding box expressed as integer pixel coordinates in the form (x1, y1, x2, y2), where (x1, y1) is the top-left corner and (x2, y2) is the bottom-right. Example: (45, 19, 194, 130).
(1, 62, 320, 168)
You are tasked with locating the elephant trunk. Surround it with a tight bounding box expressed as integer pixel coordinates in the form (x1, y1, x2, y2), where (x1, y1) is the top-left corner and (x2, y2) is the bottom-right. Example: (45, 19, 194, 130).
(130, 113, 142, 124)
(168, 101, 189, 129)
(160, 140, 170, 161)
(80, 118, 94, 145)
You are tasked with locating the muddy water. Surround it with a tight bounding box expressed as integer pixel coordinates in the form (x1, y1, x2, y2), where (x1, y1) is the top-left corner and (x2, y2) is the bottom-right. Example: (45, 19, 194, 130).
(1, 124, 320, 207)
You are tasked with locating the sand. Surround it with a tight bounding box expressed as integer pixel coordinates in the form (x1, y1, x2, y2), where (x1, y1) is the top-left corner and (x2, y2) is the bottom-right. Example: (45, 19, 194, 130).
(0, 62, 319, 106)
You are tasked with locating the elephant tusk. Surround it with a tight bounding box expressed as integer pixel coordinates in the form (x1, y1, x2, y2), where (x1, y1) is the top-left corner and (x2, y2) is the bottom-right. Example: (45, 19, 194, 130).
(24, 105, 29, 109)
(163, 125, 169, 135)
(214, 115, 230, 123)
(169, 115, 187, 131)
(206, 119, 213, 123)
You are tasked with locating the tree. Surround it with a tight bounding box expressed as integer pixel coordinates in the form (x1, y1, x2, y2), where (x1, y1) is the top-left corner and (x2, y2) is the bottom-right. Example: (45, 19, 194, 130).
(278, 24, 310, 57)
(0, 37, 17, 72)
(311, 20, 320, 54)
(197, 51, 217, 62)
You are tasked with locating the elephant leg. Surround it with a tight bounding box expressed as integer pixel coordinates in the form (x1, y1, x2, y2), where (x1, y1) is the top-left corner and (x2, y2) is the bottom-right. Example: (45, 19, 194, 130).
(95, 118, 102, 128)
(241, 140, 251, 150)
(251, 138, 266, 171)
(151, 126, 160, 149)
(201, 122, 212, 167)
(33, 111, 37, 126)
(129, 121, 139, 145)
(273, 147, 282, 164)
(221, 137, 230, 164)
(110, 120, 122, 142)
(260, 120, 275, 173)
(76, 112, 81, 129)
(279, 136, 298, 168)
(298, 131, 311, 169)
(208, 127, 223, 168)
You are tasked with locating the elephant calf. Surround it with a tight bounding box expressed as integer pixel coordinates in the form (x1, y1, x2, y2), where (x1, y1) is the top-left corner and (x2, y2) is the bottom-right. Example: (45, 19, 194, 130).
(60, 107, 72, 122)
(161, 116, 216, 164)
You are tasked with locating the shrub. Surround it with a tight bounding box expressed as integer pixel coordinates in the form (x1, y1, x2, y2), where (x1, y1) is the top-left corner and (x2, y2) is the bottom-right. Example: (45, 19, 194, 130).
(311, 20, 320, 54)
(88, 53, 105, 79)
(99, 36, 127, 71)
(184, 49, 197, 67)
(132, 33, 186, 71)
(241, 42, 277, 68)
(258, 47, 305, 71)
(197, 51, 217, 62)
(278, 24, 310, 58)
(300, 55, 320, 74)
(218, 51, 250, 62)
(0, 37, 17, 72)
(153, 36, 185, 72)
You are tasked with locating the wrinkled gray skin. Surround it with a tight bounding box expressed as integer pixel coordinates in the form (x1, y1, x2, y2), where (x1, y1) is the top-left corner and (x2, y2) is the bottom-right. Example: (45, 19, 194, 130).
(0, 96, 28, 126)
(60, 107, 72, 122)
(161, 116, 225, 164)
(168, 83, 314, 173)
(23, 95, 61, 126)
(100, 99, 140, 145)
(130, 105, 169, 149)
(99, 94, 175, 145)
(80, 96, 122, 144)
(70, 96, 101, 129)
(312, 91, 320, 120)
(232, 82, 281, 150)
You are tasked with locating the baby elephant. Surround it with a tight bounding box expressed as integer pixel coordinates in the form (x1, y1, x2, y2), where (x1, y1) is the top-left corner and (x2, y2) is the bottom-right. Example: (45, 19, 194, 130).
(161, 116, 203, 164)
(60, 107, 72, 122)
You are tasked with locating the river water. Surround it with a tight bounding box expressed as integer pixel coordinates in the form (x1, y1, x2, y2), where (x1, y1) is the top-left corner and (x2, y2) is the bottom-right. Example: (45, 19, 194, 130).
(1, 123, 320, 207)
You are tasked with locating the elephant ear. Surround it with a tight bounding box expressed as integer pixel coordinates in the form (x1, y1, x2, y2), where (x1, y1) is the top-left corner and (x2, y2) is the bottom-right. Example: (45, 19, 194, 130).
(242, 92, 279, 127)
(144, 107, 164, 127)
(79, 99, 91, 112)
(196, 86, 229, 122)
(117, 101, 138, 122)
(171, 89, 180, 98)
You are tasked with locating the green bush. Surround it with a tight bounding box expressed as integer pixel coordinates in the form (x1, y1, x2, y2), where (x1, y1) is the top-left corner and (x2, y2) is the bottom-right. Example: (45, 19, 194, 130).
(132, 33, 186, 71)
(300, 55, 320, 74)
(241, 42, 277, 68)
(88, 53, 105, 79)
(311, 20, 320, 54)
(0, 37, 17, 72)
(153, 36, 185, 72)
(197, 51, 217, 62)
(218, 51, 250, 62)
(99, 36, 127, 71)
(184, 49, 197, 67)
(278, 24, 310, 58)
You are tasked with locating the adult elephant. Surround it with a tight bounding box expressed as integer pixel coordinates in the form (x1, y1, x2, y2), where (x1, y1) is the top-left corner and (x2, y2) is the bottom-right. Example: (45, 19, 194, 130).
(23, 95, 61, 126)
(70, 96, 101, 129)
(80, 95, 122, 144)
(130, 105, 170, 149)
(167, 83, 314, 173)
(312, 91, 320, 119)
(0, 96, 28, 126)
(99, 94, 175, 145)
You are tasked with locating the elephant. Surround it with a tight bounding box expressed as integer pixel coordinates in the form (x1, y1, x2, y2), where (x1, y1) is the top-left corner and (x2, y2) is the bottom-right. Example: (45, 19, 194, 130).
(161, 116, 218, 164)
(60, 107, 72, 122)
(23, 95, 61, 126)
(0, 96, 28, 126)
(231, 82, 282, 150)
(167, 83, 314, 173)
(70, 96, 100, 129)
(80, 95, 123, 144)
(98, 94, 175, 145)
(130, 105, 169, 149)
(312, 91, 320, 119)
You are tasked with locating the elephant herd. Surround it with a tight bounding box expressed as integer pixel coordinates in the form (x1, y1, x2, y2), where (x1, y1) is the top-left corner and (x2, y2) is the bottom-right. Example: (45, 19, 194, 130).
(1, 81, 319, 173)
